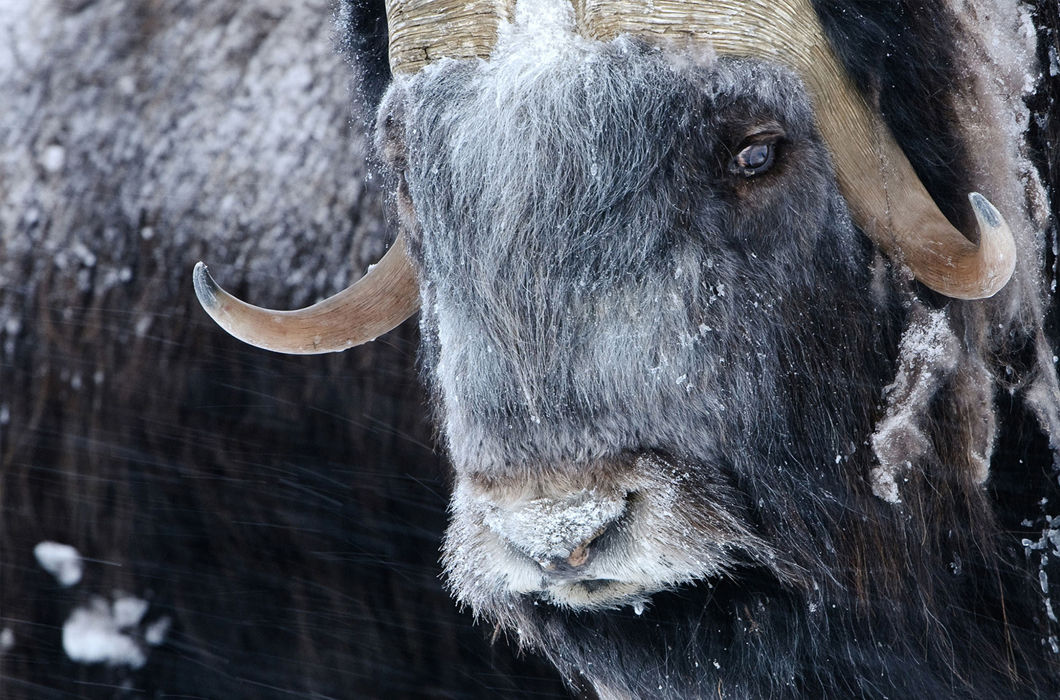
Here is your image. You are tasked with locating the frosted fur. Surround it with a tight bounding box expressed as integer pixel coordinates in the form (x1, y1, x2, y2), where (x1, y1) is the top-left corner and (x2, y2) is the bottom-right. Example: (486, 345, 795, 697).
(870, 308, 960, 503)
(382, 14, 889, 616)
(390, 28, 855, 475)
(482, 488, 626, 561)
(444, 454, 786, 610)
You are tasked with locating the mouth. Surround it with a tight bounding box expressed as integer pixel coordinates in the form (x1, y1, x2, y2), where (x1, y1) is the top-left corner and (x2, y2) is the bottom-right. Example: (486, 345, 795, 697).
(535, 577, 655, 610)
(575, 578, 617, 593)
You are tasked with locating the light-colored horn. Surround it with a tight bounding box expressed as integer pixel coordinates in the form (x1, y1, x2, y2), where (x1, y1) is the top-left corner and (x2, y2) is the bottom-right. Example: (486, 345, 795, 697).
(193, 234, 419, 354)
(193, 0, 513, 354)
(385, 0, 516, 74)
(192, 0, 465, 355)
(573, 0, 1015, 300)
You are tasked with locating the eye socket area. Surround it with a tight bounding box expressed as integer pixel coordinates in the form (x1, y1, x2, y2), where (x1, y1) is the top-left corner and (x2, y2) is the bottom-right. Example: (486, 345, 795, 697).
(728, 128, 785, 178)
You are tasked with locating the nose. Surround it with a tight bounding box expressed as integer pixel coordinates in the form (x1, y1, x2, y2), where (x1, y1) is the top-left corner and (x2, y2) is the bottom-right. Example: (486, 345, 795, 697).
(483, 489, 627, 571)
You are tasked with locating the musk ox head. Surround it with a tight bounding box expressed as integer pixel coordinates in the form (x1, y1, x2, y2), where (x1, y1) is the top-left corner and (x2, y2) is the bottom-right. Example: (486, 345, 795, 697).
(383, 28, 865, 613)
(192, 0, 1050, 695)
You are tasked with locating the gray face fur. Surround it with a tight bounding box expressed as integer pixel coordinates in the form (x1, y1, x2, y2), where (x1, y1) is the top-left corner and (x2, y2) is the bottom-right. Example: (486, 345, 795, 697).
(379, 20, 874, 613)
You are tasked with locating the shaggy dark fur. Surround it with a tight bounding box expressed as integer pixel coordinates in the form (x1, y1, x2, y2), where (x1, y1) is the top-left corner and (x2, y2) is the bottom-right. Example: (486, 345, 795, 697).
(375, 4, 1060, 698)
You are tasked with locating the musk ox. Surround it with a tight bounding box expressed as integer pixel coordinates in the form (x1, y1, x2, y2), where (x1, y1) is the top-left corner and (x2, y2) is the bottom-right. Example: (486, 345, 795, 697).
(195, 0, 1059, 697)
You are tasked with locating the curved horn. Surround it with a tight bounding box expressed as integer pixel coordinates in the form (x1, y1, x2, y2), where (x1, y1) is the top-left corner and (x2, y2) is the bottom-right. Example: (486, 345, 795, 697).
(193, 234, 419, 354)
(194, 1, 508, 354)
(192, 1, 461, 355)
(574, 0, 1015, 300)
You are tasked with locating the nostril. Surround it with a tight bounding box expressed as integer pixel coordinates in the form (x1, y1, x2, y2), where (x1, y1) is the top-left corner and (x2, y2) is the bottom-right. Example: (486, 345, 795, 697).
(483, 489, 627, 569)
(534, 525, 604, 572)
(567, 539, 592, 568)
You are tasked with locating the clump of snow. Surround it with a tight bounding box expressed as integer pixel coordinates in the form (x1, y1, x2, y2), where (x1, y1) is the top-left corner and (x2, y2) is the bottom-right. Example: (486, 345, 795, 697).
(869, 465, 903, 505)
(512, 0, 575, 34)
(144, 616, 171, 647)
(62, 594, 168, 669)
(870, 309, 959, 503)
(1022, 511, 1060, 644)
(34, 541, 84, 587)
(490, 0, 585, 80)
(0, 627, 14, 654)
(111, 595, 149, 630)
(63, 597, 147, 669)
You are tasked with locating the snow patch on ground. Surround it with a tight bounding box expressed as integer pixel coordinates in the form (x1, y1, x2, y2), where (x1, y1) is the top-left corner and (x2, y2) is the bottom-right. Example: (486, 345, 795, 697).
(34, 541, 84, 587)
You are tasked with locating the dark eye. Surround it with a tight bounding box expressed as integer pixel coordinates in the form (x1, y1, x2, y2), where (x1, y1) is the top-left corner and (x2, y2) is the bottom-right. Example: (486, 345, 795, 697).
(730, 140, 777, 177)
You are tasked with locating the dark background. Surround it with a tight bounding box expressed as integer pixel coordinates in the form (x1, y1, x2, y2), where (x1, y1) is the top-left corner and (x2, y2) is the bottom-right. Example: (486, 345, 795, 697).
(0, 1, 1056, 698)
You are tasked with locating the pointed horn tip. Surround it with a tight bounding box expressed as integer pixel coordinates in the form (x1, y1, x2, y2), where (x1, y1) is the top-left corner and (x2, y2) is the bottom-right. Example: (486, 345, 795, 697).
(968, 192, 1002, 230)
(961, 191, 1016, 300)
(192, 261, 222, 312)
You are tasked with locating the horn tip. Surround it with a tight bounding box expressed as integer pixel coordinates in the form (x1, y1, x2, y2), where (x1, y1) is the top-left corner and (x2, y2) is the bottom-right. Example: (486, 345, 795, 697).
(963, 191, 1016, 300)
(193, 261, 222, 312)
(968, 192, 1002, 230)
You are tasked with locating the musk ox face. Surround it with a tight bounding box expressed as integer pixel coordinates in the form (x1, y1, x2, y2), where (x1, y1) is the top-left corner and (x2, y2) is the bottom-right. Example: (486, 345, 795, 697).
(382, 32, 887, 615)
